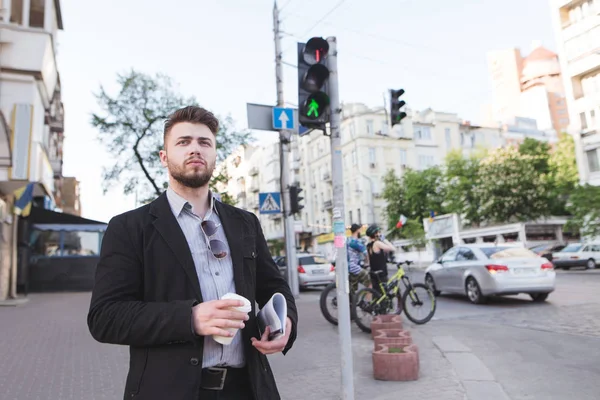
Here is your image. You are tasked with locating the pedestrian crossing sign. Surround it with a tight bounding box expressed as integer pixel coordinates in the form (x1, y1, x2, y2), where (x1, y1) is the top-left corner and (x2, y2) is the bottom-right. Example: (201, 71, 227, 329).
(258, 192, 282, 214)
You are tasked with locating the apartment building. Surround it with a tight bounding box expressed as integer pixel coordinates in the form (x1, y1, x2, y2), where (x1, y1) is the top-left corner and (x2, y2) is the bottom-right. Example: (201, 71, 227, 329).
(487, 43, 570, 133)
(221, 103, 555, 258)
(0, 0, 69, 300)
(216, 143, 285, 244)
(550, 0, 600, 185)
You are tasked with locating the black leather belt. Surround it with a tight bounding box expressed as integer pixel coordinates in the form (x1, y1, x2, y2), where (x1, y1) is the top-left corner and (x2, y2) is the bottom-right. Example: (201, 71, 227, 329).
(201, 366, 246, 390)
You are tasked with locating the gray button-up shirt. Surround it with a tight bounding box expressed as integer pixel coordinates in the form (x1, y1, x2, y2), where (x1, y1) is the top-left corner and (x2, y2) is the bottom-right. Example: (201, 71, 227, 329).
(166, 187, 245, 368)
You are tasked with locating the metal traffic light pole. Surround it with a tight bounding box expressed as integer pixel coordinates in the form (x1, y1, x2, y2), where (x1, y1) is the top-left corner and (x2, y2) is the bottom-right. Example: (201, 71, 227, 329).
(327, 36, 356, 400)
(273, 2, 299, 298)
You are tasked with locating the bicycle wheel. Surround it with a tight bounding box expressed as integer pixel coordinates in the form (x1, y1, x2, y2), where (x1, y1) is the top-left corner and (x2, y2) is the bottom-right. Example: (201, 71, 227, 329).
(320, 283, 357, 326)
(319, 282, 339, 325)
(353, 288, 379, 333)
(401, 283, 436, 325)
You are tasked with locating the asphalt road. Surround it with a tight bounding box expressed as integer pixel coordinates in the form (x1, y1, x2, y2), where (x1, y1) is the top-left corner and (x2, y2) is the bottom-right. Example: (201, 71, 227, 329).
(293, 268, 600, 399)
(0, 269, 598, 400)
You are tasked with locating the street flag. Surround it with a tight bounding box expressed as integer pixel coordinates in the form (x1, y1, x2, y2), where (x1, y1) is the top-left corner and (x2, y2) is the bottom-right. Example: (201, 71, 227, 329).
(429, 210, 437, 223)
(14, 183, 34, 217)
(396, 214, 408, 229)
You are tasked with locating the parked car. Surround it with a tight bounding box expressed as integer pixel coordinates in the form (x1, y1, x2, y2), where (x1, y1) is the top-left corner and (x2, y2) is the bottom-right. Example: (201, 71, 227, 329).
(551, 242, 599, 270)
(424, 244, 556, 304)
(528, 243, 567, 262)
(276, 253, 335, 289)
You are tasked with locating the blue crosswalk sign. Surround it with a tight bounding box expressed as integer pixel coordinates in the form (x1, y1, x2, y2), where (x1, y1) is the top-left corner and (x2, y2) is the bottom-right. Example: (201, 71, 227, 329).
(272, 107, 294, 130)
(259, 192, 282, 214)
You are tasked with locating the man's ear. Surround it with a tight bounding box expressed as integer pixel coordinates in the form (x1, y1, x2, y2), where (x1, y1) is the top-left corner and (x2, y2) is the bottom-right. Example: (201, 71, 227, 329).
(159, 149, 168, 167)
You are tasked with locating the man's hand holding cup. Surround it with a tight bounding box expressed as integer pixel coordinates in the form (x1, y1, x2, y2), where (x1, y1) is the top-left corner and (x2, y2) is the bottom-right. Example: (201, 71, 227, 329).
(191, 293, 252, 344)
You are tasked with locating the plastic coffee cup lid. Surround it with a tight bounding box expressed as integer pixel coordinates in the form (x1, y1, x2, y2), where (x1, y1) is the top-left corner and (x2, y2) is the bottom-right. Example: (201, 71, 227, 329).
(221, 292, 251, 312)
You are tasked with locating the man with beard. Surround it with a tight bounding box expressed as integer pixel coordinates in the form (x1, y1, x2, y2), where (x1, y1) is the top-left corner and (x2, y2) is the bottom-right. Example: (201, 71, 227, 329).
(88, 106, 298, 400)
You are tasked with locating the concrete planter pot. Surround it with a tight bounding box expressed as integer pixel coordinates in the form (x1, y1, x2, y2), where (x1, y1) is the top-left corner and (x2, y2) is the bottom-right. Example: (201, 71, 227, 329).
(372, 343, 419, 381)
(373, 329, 412, 348)
(370, 314, 403, 339)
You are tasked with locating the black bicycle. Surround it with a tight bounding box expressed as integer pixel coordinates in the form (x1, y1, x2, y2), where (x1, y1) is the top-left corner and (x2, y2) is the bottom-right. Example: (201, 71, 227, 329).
(353, 260, 437, 333)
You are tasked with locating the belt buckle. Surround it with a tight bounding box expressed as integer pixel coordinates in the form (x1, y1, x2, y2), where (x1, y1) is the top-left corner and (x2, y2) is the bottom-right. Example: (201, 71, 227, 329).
(207, 367, 227, 390)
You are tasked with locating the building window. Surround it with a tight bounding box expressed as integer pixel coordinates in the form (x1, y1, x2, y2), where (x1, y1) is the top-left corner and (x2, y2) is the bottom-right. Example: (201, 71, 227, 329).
(560, 118, 569, 125)
(10, 0, 23, 24)
(29, 0, 45, 28)
(399, 149, 407, 165)
(349, 210, 353, 224)
(587, 149, 600, 173)
(591, 109, 597, 128)
(366, 120, 374, 135)
(357, 208, 362, 224)
(418, 155, 435, 169)
(381, 122, 389, 134)
(352, 149, 357, 165)
(422, 127, 432, 140)
(445, 128, 451, 148)
(581, 112, 588, 130)
(368, 147, 376, 163)
(349, 123, 355, 139)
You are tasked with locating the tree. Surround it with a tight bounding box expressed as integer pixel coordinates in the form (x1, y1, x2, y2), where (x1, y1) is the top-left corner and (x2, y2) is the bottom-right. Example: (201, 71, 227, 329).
(475, 146, 550, 223)
(566, 184, 600, 239)
(519, 137, 551, 175)
(91, 69, 252, 205)
(382, 167, 446, 243)
(547, 133, 579, 215)
(443, 150, 482, 227)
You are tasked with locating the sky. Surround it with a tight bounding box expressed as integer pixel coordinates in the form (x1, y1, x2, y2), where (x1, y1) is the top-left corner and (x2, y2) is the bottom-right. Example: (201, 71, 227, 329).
(58, 0, 557, 224)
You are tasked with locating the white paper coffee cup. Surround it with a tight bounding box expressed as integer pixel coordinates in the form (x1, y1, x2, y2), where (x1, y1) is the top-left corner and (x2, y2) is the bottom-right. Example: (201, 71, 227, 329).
(213, 293, 252, 345)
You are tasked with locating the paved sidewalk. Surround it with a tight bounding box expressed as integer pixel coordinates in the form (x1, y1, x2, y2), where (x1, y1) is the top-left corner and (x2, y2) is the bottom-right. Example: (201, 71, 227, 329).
(268, 294, 467, 400)
(0, 291, 495, 400)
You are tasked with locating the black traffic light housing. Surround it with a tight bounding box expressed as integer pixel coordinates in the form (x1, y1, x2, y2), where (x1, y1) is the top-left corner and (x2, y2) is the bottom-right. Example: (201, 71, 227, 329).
(297, 37, 331, 131)
(289, 185, 304, 215)
(390, 89, 407, 127)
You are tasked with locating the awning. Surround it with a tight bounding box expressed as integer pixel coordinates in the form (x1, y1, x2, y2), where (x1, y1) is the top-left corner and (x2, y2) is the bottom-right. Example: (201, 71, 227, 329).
(32, 223, 106, 232)
(29, 206, 107, 226)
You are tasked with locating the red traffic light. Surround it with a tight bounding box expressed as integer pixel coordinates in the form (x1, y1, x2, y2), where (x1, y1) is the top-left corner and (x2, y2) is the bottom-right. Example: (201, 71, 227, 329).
(303, 37, 329, 65)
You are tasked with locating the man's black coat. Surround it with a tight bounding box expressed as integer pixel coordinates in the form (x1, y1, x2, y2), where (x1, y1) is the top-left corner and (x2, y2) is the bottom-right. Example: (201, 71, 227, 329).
(87, 192, 298, 400)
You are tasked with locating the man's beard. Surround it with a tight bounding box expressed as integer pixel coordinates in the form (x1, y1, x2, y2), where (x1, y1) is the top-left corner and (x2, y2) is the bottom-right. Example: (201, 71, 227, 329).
(168, 157, 215, 189)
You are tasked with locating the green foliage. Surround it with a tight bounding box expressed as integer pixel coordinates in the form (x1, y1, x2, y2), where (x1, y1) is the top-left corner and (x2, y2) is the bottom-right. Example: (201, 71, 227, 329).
(547, 133, 579, 215)
(519, 137, 551, 175)
(90, 69, 252, 205)
(382, 168, 443, 246)
(476, 146, 549, 223)
(566, 184, 600, 238)
(443, 151, 482, 227)
(382, 135, 585, 240)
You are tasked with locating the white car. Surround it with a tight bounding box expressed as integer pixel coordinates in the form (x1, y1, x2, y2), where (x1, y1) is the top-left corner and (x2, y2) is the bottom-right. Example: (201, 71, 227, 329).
(424, 244, 556, 304)
(551, 242, 600, 270)
(297, 253, 335, 289)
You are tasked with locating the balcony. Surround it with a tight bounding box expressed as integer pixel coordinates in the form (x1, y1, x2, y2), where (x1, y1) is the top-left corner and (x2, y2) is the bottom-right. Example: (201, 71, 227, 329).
(269, 214, 282, 220)
(323, 199, 333, 210)
(249, 181, 260, 193)
(249, 166, 259, 176)
(0, 26, 59, 102)
(322, 172, 331, 181)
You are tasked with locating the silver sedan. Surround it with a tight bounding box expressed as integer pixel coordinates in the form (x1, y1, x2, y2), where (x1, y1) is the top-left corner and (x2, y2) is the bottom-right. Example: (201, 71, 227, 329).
(424, 244, 556, 304)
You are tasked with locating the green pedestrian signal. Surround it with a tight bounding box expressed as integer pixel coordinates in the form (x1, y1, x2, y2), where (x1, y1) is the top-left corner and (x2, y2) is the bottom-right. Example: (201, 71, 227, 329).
(307, 99, 319, 117)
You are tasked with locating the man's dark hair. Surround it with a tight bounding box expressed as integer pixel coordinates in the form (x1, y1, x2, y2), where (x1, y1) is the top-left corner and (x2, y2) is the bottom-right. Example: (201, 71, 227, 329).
(163, 106, 219, 140)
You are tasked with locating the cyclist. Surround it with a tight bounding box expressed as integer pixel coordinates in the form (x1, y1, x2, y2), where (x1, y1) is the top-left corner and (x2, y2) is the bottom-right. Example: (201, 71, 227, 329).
(366, 224, 396, 294)
(347, 223, 371, 292)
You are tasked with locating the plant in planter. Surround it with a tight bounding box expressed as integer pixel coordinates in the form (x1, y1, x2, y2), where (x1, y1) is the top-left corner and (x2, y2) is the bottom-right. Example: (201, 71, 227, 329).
(370, 314, 403, 338)
(372, 343, 419, 381)
(373, 328, 412, 348)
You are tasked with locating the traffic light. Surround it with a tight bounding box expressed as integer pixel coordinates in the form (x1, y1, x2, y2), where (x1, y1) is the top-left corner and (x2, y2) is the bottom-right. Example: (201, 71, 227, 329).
(289, 185, 304, 215)
(297, 37, 331, 130)
(390, 89, 407, 127)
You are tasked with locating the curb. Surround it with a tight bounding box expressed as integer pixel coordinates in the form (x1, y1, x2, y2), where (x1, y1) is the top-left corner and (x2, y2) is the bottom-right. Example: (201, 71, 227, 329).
(432, 336, 511, 400)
